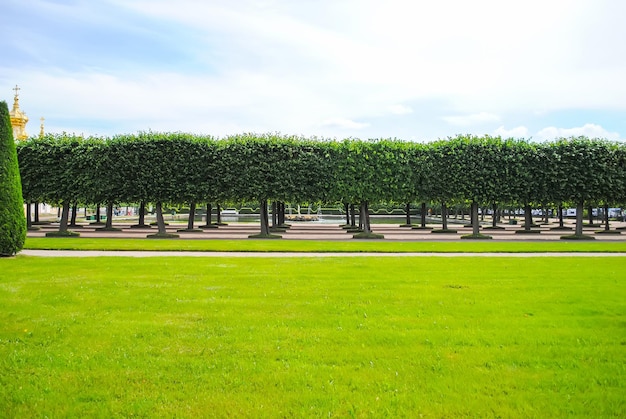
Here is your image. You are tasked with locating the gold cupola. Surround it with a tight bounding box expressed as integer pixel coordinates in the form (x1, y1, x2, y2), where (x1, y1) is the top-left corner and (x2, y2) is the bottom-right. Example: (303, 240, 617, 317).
(9, 85, 29, 141)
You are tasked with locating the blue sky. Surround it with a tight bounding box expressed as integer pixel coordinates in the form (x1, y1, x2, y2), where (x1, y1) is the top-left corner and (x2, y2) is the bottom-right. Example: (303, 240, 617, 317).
(1, 0, 625, 141)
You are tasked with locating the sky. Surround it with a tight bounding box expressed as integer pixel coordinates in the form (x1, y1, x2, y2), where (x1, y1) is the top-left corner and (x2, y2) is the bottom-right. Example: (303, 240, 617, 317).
(1, 0, 625, 141)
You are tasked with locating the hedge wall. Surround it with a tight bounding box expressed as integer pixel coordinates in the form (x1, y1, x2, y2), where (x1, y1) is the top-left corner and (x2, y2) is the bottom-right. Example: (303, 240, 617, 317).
(16, 133, 626, 215)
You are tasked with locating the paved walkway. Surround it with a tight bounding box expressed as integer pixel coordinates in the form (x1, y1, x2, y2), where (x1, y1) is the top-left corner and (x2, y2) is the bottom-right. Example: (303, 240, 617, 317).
(27, 220, 626, 241)
(20, 250, 626, 257)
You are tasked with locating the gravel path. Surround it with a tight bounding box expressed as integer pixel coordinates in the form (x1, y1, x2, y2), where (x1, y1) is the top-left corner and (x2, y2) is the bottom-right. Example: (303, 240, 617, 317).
(21, 221, 626, 257)
(26, 220, 626, 241)
(19, 250, 626, 258)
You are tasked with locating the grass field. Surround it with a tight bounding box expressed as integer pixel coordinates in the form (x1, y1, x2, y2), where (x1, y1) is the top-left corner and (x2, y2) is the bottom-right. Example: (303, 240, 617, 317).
(23, 237, 626, 253)
(1, 256, 625, 417)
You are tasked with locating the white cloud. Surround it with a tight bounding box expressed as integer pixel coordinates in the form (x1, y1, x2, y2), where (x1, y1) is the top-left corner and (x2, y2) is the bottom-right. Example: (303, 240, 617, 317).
(388, 105, 413, 115)
(112, 0, 626, 114)
(3, 0, 626, 140)
(536, 124, 622, 141)
(320, 118, 369, 130)
(493, 126, 529, 138)
(492, 124, 622, 141)
(442, 112, 500, 126)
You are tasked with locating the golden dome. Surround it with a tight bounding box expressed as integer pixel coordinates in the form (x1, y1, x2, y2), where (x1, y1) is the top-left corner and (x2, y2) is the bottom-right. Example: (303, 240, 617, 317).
(9, 85, 28, 141)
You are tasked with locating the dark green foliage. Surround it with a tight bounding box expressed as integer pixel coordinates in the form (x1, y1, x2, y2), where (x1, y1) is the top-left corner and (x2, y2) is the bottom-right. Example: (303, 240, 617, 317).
(560, 234, 597, 241)
(248, 233, 282, 239)
(0, 101, 26, 255)
(352, 232, 384, 239)
(45, 230, 80, 238)
(461, 233, 493, 240)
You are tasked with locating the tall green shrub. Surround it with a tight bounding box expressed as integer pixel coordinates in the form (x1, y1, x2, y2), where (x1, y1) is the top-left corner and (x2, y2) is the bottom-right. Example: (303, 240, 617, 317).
(0, 101, 26, 255)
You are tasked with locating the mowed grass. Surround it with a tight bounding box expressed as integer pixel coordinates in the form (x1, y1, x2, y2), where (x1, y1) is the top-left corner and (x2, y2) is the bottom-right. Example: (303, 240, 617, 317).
(24, 236, 626, 253)
(1, 256, 625, 417)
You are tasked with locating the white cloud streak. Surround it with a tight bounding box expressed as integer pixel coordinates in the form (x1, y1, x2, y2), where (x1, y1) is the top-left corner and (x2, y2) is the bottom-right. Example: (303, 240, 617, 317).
(493, 126, 529, 139)
(536, 124, 622, 141)
(320, 118, 370, 130)
(388, 105, 413, 115)
(443, 113, 500, 126)
(493, 124, 623, 141)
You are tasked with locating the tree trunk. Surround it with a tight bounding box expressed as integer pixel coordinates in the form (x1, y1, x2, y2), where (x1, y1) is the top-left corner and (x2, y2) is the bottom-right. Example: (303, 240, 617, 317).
(404, 202, 411, 226)
(105, 202, 114, 229)
(575, 201, 584, 236)
(350, 203, 356, 227)
(34, 202, 39, 223)
(26, 203, 33, 229)
(558, 204, 564, 228)
(587, 206, 594, 226)
(206, 203, 212, 226)
(155, 202, 167, 234)
(360, 201, 372, 234)
(604, 203, 610, 231)
(69, 202, 79, 227)
(214, 203, 227, 225)
(441, 202, 448, 230)
(279, 202, 286, 226)
(471, 202, 480, 235)
(492, 203, 498, 228)
(138, 201, 147, 226)
(259, 199, 270, 235)
(59, 202, 70, 233)
(421, 202, 427, 228)
(187, 202, 196, 230)
(524, 204, 533, 231)
(277, 202, 282, 226)
(344, 202, 350, 225)
(271, 201, 277, 228)
(199, 203, 217, 229)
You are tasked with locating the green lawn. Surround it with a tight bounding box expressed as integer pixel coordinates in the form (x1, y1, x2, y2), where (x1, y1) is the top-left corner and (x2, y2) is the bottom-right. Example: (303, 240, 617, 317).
(1, 256, 625, 417)
(24, 237, 626, 253)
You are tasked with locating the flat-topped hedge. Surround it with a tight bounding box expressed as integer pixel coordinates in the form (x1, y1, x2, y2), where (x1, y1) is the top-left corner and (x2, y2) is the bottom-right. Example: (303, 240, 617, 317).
(16, 133, 626, 239)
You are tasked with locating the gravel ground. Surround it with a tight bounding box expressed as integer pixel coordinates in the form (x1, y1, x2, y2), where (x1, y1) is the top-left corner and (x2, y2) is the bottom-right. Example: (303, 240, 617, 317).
(19, 250, 626, 257)
(26, 219, 626, 241)
(20, 220, 626, 257)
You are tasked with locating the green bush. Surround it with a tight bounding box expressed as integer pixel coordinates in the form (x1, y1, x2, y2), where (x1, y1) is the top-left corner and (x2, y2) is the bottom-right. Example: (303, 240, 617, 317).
(0, 101, 26, 256)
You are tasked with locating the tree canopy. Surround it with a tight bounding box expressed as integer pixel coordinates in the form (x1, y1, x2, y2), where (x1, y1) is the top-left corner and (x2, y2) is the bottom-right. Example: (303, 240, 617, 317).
(16, 133, 626, 217)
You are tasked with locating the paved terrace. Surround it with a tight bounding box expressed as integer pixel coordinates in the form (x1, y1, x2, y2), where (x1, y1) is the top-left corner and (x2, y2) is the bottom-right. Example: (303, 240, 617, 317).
(27, 219, 626, 241)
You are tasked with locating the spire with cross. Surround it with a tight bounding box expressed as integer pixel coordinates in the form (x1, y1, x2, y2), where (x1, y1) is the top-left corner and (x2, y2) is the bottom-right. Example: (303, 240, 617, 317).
(11, 84, 22, 111)
(9, 84, 28, 140)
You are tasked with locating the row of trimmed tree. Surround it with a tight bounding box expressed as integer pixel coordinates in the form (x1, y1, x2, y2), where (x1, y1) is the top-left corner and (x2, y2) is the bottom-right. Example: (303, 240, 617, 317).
(16, 132, 626, 238)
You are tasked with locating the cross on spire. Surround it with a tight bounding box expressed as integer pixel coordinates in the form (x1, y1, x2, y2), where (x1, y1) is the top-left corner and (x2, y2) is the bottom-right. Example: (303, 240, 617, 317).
(13, 84, 20, 98)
